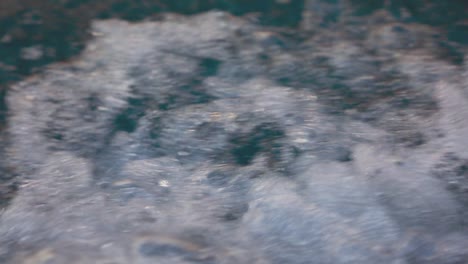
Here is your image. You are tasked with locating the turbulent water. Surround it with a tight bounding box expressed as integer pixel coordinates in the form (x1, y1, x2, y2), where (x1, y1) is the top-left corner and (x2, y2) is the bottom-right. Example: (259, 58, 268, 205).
(1, 9, 468, 264)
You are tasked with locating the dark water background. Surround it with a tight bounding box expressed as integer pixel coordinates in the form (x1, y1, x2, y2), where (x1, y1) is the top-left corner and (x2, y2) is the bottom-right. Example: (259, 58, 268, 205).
(1, 0, 467, 79)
